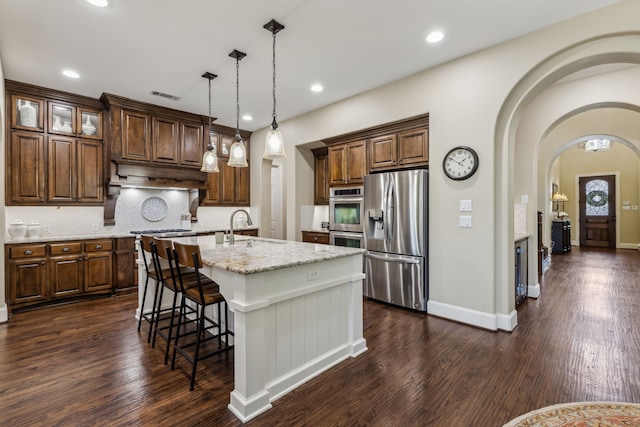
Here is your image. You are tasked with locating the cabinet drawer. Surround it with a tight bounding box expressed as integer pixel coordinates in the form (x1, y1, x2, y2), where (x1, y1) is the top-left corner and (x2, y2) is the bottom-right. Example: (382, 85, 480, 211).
(302, 232, 330, 245)
(50, 242, 83, 256)
(85, 239, 113, 252)
(9, 244, 47, 259)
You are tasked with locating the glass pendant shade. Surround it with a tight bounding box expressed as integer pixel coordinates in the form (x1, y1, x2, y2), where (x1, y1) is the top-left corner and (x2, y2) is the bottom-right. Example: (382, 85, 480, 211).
(201, 147, 219, 172)
(263, 126, 286, 160)
(228, 133, 248, 167)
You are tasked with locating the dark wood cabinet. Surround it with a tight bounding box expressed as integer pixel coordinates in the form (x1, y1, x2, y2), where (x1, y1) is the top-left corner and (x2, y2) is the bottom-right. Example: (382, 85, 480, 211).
(6, 244, 48, 307)
(369, 134, 398, 171)
(201, 133, 251, 206)
(49, 242, 83, 298)
(180, 121, 204, 166)
(122, 109, 152, 161)
(5, 239, 119, 314)
(152, 115, 179, 164)
(312, 147, 329, 205)
(5, 81, 105, 206)
(369, 129, 428, 172)
(114, 237, 137, 295)
(552, 220, 571, 254)
(47, 136, 103, 203)
(8, 131, 46, 203)
(328, 140, 366, 186)
(302, 231, 330, 245)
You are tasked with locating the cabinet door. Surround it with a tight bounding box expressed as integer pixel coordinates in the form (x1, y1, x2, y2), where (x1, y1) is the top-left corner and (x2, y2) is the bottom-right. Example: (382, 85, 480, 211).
(369, 134, 398, 171)
(313, 148, 329, 205)
(398, 129, 428, 166)
(48, 102, 77, 136)
(10, 94, 44, 131)
(47, 135, 76, 202)
(78, 107, 103, 140)
(345, 140, 366, 184)
(180, 121, 204, 166)
(122, 110, 151, 161)
(77, 139, 104, 202)
(153, 116, 179, 164)
(114, 237, 136, 294)
(201, 170, 221, 205)
(50, 255, 84, 298)
(7, 258, 48, 305)
(328, 144, 347, 186)
(221, 158, 236, 204)
(84, 251, 113, 292)
(9, 131, 46, 203)
(236, 166, 250, 205)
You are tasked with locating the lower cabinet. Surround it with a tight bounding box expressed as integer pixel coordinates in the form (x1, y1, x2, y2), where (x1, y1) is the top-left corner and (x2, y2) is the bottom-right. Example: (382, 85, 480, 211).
(5, 238, 122, 314)
(302, 231, 330, 245)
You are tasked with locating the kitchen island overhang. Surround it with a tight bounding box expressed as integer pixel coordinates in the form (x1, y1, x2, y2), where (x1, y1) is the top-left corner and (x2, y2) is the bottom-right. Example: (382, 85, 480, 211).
(140, 235, 367, 423)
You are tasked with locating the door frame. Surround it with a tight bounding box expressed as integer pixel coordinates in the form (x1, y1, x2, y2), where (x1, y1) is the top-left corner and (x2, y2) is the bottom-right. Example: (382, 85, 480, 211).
(574, 171, 620, 248)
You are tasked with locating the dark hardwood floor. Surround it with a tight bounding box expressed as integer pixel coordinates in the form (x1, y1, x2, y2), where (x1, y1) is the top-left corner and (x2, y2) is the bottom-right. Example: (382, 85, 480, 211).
(1, 247, 639, 426)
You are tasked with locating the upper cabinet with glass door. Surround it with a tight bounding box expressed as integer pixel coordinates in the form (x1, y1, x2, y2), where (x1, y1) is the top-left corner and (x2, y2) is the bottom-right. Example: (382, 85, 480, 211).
(11, 94, 45, 131)
(48, 102, 103, 140)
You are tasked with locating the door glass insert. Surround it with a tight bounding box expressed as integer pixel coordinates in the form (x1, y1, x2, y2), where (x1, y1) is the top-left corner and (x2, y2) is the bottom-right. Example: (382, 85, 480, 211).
(585, 179, 609, 216)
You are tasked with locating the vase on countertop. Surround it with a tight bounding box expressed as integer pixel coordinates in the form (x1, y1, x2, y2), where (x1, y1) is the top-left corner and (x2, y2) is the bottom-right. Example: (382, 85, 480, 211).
(8, 220, 27, 239)
(82, 115, 96, 135)
(18, 100, 37, 128)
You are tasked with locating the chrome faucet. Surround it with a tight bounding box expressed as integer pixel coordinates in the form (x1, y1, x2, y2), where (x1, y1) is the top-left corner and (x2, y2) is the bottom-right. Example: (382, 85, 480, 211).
(229, 209, 253, 245)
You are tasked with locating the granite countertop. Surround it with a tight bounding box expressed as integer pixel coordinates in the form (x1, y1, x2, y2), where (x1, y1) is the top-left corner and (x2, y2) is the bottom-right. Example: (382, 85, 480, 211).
(4, 227, 260, 245)
(170, 235, 364, 275)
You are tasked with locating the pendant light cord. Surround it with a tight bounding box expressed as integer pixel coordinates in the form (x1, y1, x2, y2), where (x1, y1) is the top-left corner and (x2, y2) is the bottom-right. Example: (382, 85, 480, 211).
(207, 77, 213, 149)
(272, 31, 277, 123)
(236, 56, 240, 138)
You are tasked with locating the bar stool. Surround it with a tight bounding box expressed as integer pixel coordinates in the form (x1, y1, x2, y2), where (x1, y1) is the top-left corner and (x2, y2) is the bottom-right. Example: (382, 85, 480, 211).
(136, 235, 161, 343)
(150, 238, 199, 364)
(171, 242, 234, 391)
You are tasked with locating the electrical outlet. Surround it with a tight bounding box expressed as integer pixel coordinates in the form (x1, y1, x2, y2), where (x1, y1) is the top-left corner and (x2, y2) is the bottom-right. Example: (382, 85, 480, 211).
(307, 271, 319, 281)
(632, 206, 639, 211)
(92, 223, 99, 232)
(43, 224, 51, 234)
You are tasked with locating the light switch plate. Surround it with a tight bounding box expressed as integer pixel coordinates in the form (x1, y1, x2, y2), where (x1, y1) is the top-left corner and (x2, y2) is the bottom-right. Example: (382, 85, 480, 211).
(460, 200, 472, 212)
(622, 205, 631, 211)
(521, 195, 528, 204)
(459, 215, 472, 228)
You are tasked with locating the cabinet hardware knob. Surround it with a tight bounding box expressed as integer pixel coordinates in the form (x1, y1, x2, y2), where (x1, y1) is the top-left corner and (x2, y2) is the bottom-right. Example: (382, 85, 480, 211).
(96, 245, 102, 249)
(62, 247, 70, 252)
(41, 261, 45, 265)
(24, 249, 33, 255)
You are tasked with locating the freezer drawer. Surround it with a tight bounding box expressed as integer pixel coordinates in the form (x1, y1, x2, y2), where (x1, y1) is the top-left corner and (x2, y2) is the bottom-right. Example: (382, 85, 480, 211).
(364, 251, 426, 311)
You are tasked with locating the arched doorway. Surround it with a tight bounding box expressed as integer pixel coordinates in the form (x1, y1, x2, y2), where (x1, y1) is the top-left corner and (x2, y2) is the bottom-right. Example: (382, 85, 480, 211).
(495, 33, 640, 322)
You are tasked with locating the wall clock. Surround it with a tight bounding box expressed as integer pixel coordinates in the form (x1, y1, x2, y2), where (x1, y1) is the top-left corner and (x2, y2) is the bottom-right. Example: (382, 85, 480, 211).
(442, 146, 479, 181)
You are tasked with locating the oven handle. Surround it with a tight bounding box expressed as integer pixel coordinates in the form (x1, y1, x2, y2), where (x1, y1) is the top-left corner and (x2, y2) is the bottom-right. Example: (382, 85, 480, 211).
(330, 197, 364, 204)
(330, 231, 364, 240)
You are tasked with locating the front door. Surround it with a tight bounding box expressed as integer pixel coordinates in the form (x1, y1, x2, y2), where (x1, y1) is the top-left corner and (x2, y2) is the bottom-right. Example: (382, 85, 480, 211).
(579, 175, 616, 248)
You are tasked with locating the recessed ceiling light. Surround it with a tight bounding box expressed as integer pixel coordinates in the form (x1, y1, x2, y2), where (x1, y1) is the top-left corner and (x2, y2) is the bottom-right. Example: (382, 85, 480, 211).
(86, 0, 109, 7)
(242, 114, 252, 121)
(62, 69, 80, 79)
(426, 31, 444, 43)
(310, 84, 323, 93)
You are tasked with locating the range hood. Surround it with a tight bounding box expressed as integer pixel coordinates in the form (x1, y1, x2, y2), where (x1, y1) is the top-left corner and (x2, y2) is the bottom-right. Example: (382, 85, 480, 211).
(108, 160, 209, 190)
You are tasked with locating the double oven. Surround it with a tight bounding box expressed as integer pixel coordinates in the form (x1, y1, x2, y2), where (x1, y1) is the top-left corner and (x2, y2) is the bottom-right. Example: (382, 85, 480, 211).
(329, 186, 364, 249)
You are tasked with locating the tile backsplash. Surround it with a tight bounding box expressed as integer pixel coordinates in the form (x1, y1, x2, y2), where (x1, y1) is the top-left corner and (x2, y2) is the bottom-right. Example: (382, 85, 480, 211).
(5, 187, 258, 238)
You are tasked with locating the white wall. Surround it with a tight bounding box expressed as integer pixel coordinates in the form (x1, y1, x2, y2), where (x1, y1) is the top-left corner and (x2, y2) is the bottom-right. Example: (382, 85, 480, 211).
(251, 0, 640, 330)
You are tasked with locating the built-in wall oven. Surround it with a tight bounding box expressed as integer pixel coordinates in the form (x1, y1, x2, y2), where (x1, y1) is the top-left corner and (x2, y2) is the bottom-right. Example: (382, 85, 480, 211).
(329, 186, 365, 248)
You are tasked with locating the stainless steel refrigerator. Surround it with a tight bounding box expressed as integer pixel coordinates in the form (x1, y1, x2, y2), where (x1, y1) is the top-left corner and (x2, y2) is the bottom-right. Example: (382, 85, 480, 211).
(363, 169, 428, 311)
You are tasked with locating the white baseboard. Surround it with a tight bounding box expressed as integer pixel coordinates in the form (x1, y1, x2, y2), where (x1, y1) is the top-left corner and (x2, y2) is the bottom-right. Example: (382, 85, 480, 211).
(427, 300, 517, 331)
(619, 243, 638, 250)
(528, 283, 541, 298)
(0, 305, 8, 323)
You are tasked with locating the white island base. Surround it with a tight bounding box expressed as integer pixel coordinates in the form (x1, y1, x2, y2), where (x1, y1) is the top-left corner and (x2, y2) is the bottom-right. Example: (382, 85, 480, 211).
(144, 236, 367, 423)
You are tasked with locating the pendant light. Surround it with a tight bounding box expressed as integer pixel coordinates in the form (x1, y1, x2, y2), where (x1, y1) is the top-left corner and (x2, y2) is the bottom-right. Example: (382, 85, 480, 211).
(200, 72, 220, 173)
(263, 19, 287, 160)
(228, 49, 248, 168)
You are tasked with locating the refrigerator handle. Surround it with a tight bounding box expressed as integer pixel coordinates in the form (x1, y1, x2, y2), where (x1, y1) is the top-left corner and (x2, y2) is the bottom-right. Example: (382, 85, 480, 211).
(364, 251, 421, 264)
(386, 177, 395, 246)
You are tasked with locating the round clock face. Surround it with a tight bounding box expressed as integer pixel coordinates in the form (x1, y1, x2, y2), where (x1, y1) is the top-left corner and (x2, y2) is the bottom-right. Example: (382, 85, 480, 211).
(443, 146, 479, 180)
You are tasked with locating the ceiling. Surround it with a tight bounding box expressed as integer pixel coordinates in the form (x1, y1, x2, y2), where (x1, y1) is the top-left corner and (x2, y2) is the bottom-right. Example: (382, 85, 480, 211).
(0, 0, 621, 132)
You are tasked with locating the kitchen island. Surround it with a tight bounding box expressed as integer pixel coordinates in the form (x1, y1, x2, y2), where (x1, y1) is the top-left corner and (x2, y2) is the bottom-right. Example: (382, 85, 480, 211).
(140, 235, 367, 423)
